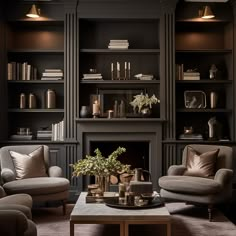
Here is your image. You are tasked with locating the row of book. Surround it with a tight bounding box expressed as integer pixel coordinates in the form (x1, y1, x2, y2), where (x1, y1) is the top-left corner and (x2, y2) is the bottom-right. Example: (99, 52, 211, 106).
(8, 62, 38, 81)
(108, 39, 129, 50)
(52, 120, 64, 141)
(41, 69, 64, 81)
(176, 64, 200, 80)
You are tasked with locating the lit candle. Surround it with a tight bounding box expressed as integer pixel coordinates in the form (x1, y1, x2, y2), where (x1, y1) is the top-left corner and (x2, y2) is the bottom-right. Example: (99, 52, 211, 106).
(93, 100, 100, 115)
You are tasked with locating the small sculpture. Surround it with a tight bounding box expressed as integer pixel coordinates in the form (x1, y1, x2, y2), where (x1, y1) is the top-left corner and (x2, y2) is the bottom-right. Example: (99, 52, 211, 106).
(208, 116, 222, 140)
(209, 64, 218, 79)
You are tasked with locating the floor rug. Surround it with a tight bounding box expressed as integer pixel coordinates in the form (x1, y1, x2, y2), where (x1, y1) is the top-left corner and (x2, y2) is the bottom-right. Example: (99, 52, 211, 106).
(33, 203, 236, 236)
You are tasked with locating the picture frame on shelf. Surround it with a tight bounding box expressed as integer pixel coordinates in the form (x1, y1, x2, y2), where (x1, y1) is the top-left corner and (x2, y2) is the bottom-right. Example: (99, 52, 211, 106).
(184, 91, 206, 109)
(98, 89, 144, 117)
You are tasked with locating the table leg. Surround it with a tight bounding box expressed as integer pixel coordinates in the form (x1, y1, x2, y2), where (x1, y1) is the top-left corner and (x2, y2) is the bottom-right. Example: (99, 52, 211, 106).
(70, 221, 74, 236)
(124, 222, 129, 236)
(120, 222, 125, 236)
(166, 222, 171, 236)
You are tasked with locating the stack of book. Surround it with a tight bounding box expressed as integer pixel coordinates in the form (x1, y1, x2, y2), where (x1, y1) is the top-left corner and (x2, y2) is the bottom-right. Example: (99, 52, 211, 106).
(10, 134, 33, 141)
(52, 120, 64, 141)
(36, 130, 52, 140)
(8, 61, 38, 81)
(183, 71, 200, 80)
(108, 40, 129, 49)
(41, 69, 63, 80)
(82, 73, 103, 80)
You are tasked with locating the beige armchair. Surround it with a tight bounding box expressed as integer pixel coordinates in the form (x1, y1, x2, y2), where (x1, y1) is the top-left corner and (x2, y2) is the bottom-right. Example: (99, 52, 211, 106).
(0, 145, 70, 215)
(159, 144, 233, 221)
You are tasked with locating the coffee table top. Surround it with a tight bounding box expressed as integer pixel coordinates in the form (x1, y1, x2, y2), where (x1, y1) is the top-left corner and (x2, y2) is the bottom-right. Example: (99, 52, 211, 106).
(70, 192, 171, 222)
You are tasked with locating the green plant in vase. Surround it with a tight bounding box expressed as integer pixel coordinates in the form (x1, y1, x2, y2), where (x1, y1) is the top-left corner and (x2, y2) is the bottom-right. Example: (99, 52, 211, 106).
(130, 93, 160, 117)
(70, 146, 131, 193)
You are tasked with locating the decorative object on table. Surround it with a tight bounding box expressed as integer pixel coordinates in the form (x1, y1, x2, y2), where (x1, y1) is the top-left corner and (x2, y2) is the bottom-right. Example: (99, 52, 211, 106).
(46, 89, 56, 109)
(129, 93, 160, 117)
(209, 64, 218, 79)
(80, 106, 91, 118)
(28, 93, 36, 109)
(210, 91, 218, 108)
(184, 91, 206, 108)
(70, 146, 131, 194)
(208, 116, 222, 140)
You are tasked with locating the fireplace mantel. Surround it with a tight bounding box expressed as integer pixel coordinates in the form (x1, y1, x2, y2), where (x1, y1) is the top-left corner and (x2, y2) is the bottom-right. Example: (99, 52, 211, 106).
(77, 119, 164, 190)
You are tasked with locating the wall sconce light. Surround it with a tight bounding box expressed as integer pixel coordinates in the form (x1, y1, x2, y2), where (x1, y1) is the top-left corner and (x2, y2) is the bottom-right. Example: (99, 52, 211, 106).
(26, 4, 40, 18)
(199, 6, 215, 19)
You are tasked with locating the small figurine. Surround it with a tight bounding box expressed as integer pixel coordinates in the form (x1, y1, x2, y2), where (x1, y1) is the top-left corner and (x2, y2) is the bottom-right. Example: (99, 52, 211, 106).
(209, 64, 218, 79)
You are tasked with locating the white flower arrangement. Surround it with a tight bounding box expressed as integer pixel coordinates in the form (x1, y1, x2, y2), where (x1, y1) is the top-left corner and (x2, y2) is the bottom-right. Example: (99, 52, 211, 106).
(130, 93, 160, 113)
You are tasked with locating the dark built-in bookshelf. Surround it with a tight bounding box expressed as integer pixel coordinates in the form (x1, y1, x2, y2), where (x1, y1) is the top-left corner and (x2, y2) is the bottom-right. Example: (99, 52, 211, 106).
(0, 0, 236, 195)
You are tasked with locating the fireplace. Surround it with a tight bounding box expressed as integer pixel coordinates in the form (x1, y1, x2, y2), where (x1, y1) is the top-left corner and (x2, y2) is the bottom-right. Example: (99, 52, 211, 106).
(77, 120, 163, 191)
(90, 141, 149, 170)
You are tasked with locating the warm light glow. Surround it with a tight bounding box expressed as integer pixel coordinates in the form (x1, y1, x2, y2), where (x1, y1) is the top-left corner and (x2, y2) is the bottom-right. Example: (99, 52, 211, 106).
(26, 4, 40, 18)
(201, 6, 215, 19)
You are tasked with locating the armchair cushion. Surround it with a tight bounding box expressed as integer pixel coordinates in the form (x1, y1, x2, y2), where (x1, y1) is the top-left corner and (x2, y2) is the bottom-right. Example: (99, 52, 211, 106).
(184, 146, 219, 178)
(159, 175, 222, 195)
(10, 146, 47, 180)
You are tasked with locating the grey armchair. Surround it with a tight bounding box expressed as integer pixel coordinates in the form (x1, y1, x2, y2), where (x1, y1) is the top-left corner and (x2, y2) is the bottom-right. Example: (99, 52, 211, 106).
(159, 144, 233, 221)
(0, 145, 70, 215)
(0, 186, 37, 236)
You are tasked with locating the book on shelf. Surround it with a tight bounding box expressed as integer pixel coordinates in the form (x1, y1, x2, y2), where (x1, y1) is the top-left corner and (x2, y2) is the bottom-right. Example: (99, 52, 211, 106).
(41, 77, 63, 81)
(42, 72, 63, 77)
(44, 69, 63, 72)
(52, 119, 64, 141)
(10, 134, 33, 140)
(7, 61, 38, 80)
(183, 76, 200, 80)
(176, 64, 184, 80)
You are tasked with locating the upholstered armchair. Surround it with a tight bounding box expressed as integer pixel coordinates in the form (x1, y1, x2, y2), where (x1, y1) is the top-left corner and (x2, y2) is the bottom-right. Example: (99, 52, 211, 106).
(159, 144, 233, 221)
(0, 145, 70, 215)
(0, 186, 37, 236)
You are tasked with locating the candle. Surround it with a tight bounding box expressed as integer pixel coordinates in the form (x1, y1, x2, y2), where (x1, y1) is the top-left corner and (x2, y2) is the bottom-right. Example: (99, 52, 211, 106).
(117, 62, 120, 71)
(128, 62, 130, 70)
(111, 63, 113, 71)
(92, 100, 100, 115)
(125, 62, 127, 69)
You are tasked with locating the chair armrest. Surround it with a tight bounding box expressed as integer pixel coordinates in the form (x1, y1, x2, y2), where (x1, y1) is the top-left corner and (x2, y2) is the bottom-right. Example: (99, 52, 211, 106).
(1, 168, 15, 183)
(0, 204, 32, 220)
(0, 186, 6, 198)
(214, 168, 233, 185)
(0, 210, 28, 236)
(168, 165, 187, 176)
(48, 166, 63, 177)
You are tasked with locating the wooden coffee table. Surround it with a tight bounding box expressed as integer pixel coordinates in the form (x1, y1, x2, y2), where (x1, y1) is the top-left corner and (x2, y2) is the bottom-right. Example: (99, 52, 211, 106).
(70, 192, 171, 236)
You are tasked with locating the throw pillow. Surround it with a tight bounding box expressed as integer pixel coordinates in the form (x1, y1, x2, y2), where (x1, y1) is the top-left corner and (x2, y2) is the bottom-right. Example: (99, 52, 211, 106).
(10, 146, 48, 179)
(184, 146, 219, 178)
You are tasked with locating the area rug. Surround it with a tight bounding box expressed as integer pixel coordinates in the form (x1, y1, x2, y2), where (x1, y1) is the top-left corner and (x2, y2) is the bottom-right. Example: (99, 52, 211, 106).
(33, 203, 236, 236)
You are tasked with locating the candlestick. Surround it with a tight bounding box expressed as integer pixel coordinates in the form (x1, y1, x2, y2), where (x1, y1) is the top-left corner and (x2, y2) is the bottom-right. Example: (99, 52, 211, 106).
(124, 62, 127, 80)
(117, 62, 120, 80)
(128, 62, 131, 80)
(111, 63, 114, 80)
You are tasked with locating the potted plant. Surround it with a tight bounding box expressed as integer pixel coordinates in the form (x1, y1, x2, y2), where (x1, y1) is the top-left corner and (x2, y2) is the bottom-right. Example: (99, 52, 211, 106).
(130, 93, 160, 116)
(70, 146, 131, 192)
